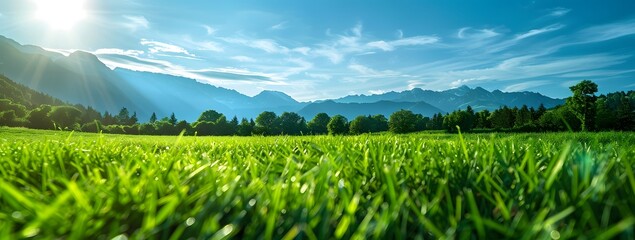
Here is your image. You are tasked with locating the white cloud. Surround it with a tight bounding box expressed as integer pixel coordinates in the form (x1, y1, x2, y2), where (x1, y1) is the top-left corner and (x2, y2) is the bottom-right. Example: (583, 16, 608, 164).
(122, 15, 149, 31)
(94, 48, 144, 56)
(140, 39, 194, 57)
(427, 54, 629, 89)
(396, 29, 404, 39)
(367, 41, 392, 51)
(252, 39, 289, 53)
(503, 81, 550, 92)
(347, 63, 400, 79)
(579, 18, 635, 43)
(352, 22, 363, 37)
(221, 37, 291, 54)
(369, 90, 386, 95)
(202, 25, 216, 35)
(293, 47, 311, 55)
(231, 56, 256, 62)
(367, 36, 438, 52)
(305, 72, 332, 80)
(314, 46, 343, 64)
(515, 24, 564, 40)
(270, 22, 287, 30)
(393, 36, 439, 47)
(549, 7, 571, 17)
(457, 27, 499, 39)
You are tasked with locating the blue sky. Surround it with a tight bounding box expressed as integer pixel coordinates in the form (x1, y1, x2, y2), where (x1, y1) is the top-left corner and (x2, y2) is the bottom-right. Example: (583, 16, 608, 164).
(1, 0, 634, 101)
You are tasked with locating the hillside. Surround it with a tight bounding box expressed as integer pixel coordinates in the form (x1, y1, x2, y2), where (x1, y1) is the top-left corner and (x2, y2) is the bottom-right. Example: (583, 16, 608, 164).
(0, 74, 65, 108)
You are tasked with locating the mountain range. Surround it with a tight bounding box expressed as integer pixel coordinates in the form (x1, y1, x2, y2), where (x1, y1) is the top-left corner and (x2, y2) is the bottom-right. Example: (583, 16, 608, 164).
(0, 35, 564, 122)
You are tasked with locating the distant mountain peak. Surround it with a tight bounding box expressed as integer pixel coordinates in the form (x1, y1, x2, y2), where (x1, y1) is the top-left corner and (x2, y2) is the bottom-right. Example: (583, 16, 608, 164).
(253, 90, 299, 106)
(456, 85, 471, 90)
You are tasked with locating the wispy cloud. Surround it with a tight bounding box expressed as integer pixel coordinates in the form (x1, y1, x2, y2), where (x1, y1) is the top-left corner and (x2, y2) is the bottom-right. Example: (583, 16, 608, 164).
(314, 46, 343, 63)
(367, 36, 439, 51)
(578, 18, 635, 43)
(503, 80, 550, 92)
(202, 24, 216, 35)
(549, 7, 571, 17)
(220, 37, 290, 54)
(314, 23, 440, 63)
(231, 55, 256, 62)
(94, 48, 144, 56)
(304, 72, 332, 80)
(270, 21, 287, 30)
(347, 63, 401, 80)
(252, 39, 289, 53)
(182, 36, 223, 52)
(457, 27, 499, 39)
(515, 24, 564, 40)
(140, 39, 195, 57)
(122, 15, 149, 32)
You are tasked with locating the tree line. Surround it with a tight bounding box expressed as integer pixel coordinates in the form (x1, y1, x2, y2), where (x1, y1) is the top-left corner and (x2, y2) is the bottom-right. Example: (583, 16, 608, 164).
(1, 80, 634, 135)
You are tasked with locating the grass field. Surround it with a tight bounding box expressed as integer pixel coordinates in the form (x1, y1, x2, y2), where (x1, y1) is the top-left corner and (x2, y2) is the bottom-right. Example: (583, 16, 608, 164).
(1, 127, 635, 239)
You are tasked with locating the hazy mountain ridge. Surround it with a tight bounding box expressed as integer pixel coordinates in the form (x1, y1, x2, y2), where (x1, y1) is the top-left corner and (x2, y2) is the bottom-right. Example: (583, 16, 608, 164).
(0, 35, 564, 121)
(335, 85, 564, 112)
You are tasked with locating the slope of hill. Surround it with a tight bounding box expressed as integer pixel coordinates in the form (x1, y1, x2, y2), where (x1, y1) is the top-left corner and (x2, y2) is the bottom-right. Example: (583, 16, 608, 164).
(298, 100, 444, 120)
(0, 74, 65, 108)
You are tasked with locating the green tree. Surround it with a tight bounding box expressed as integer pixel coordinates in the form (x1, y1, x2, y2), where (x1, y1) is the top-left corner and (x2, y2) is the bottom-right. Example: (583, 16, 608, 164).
(237, 118, 254, 136)
(327, 115, 348, 135)
(149, 112, 157, 123)
(514, 105, 532, 127)
(307, 113, 330, 135)
(389, 109, 417, 133)
(80, 106, 102, 125)
(349, 115, 372, 134)
(169, 113, 178, 126)
(48, 106, 82, 129)
(27, 105, 53, 129)
(255, 111, 279, 135)
(116, 107, 131, 125)
(0, 110, 18, 127)
(197, 110, 224, 123)
(475, 110, 491, 129)
(279, 112, 306, 135)
(443, 110, 473, 132)
(566, 80, 598, 131)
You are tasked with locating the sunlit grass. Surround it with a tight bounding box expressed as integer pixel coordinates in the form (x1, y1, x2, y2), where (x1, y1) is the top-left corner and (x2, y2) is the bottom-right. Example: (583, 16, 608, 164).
(0, 127, 634, 239)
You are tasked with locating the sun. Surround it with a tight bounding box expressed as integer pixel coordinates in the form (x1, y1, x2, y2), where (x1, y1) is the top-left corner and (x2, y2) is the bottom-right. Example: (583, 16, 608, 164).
(34, 0, 87, 30)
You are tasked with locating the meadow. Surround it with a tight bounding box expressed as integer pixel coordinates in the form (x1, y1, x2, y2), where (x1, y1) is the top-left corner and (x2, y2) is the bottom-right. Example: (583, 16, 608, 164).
(0, 127, 634, 239)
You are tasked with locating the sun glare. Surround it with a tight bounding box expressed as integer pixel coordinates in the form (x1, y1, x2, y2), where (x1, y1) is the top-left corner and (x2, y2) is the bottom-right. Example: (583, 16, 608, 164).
(35, 0, 87, 30)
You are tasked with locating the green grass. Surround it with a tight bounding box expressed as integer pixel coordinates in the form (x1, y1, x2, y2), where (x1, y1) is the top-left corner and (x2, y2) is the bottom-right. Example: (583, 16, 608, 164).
(1, 127, 635, 239)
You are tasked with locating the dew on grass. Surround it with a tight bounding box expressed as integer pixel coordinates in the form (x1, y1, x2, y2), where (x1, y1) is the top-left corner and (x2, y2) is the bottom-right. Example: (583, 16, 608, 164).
(185, 217, 196, 226)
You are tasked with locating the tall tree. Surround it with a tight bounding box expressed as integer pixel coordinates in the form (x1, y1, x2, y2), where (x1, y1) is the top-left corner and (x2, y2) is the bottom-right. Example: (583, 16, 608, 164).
(27, 105, 53, 129)
(255, 111, 279, 135)
(566, 80, 598, 131)
(116, 107, 131, 125)
(279, 112, 306, 135)
(149, 112, 157, 123)
(48, 106, 82, 129)
(514, 105, 532, 127)
(237, 118, 254, 136)
(307, 113, 330, 135)
(327, 115, 348, 135)
(389, 109, 417, 133)
(169, 113, 178, 126)
(197, 110, 224, 123)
